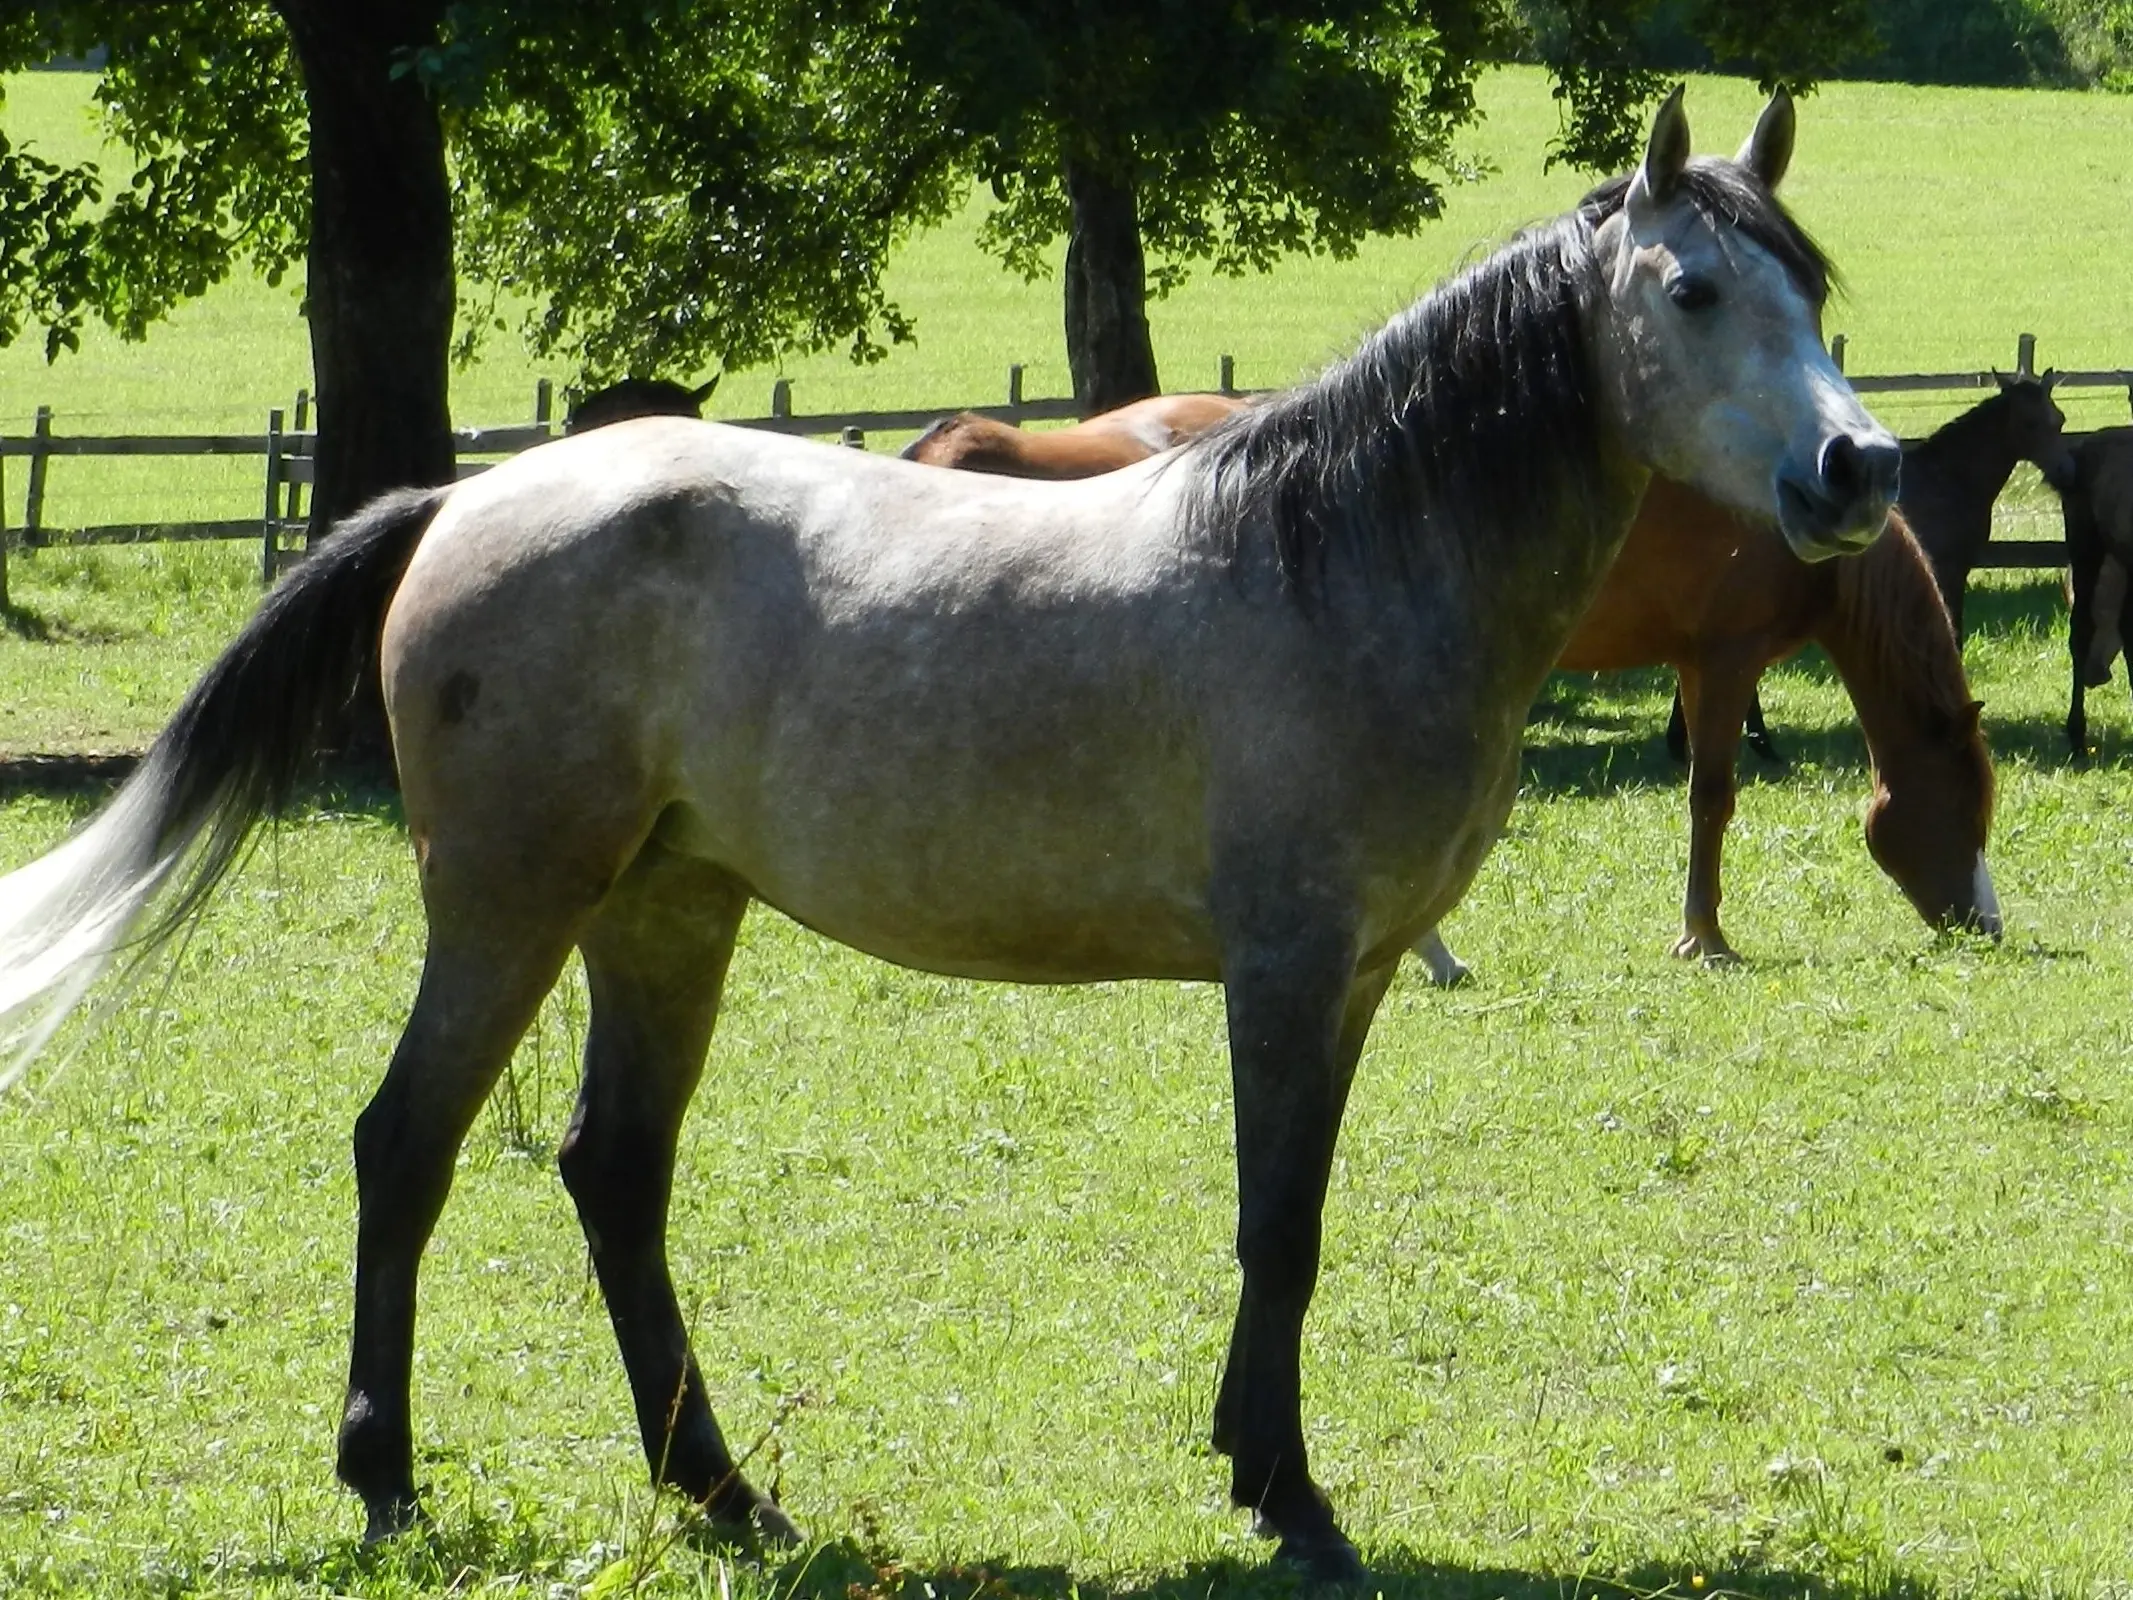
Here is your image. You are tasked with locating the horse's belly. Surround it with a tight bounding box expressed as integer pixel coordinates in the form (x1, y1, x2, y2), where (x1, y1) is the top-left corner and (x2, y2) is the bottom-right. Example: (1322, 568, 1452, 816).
(657, 794, 1222, 982)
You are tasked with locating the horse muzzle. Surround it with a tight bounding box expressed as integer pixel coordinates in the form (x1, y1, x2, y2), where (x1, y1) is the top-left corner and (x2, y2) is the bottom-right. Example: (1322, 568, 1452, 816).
(2041, 451, 2081, 495)
(1932, 852, 2003, 941)
(1776, 432, 1902, 560)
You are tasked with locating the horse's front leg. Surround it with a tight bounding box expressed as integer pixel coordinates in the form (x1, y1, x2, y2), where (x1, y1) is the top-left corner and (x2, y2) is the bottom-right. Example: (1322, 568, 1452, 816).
(2066, 515, 2104, 758)
(1672, 660, 1756, 964)
(1210, 904, 1393, 1582)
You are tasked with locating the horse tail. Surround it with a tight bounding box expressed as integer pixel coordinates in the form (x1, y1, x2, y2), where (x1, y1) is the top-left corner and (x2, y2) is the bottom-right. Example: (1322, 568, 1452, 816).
(0, 483, 450, 1085)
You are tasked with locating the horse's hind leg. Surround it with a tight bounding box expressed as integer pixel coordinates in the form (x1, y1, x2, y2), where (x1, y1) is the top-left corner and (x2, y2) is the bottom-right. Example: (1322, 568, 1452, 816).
(338, 918, 581, 1539)
(556, 842, 795, 1542)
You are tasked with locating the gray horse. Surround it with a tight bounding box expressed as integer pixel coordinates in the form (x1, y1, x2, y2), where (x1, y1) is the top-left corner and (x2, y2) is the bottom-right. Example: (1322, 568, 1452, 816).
(0, 90, 1894, 1578)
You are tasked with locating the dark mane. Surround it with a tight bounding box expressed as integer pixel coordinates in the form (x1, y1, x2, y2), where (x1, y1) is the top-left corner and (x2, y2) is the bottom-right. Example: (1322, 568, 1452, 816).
(1580, 158, 1835, 305)
(1176, 157, 1830, 605)
(1177, 208, 1608, 601)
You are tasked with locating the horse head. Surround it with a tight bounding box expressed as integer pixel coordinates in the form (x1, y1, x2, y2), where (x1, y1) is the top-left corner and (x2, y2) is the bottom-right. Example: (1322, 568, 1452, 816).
(564, 374, 719, 435)
(1585, 89, 1899, 561)
(1991, 368, 2078, 492)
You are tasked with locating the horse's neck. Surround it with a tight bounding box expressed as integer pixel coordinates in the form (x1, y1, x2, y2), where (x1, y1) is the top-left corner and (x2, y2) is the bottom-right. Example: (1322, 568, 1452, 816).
(1810, 545, 1965, 783)
(1907, 401, 2024, 516)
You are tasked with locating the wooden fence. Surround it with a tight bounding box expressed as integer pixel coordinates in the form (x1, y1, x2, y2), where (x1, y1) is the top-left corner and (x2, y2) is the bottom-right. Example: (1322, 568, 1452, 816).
(4, 340, 2128, 608)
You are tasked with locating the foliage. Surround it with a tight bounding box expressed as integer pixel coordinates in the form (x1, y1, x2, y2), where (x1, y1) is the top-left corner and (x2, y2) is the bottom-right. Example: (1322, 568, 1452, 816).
(900, 1, 1508, 303)
(440, 0, 967, 380)
(1512, 1, 1878, 168)
(1512, 0, 2133, 89)
(0, 6, 307, 363)
(0, 1, 966, 385)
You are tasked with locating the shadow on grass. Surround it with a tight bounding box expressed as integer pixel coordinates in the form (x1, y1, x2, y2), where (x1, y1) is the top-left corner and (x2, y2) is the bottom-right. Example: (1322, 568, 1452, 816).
(0, 751, 406, 816)
(1, 600, 134, 645)
(200, 1523, 1944, 1600)
(783, 1547, 1943, 1600)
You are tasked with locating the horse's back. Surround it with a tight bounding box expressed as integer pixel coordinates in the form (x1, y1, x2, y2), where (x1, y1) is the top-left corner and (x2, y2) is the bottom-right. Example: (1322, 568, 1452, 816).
(379, 420, 1275, 981)
(2078, 427, 2133, 548)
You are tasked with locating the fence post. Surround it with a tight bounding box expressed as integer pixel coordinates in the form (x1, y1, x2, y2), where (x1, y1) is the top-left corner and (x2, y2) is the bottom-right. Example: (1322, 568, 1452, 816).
(535, 377, 553, 429)
(24, 405, 52, 550)
(1008, 364, 1024, 412)
(262, 407, 285, 584)
(1220, 354, 1236, 395)
(1829, 335, 1846, 374)
(0, 440, 8, 612)
(841, 426, 866, 449)
(2016, 333, 2037, 378)
(771, 379, 792, 420)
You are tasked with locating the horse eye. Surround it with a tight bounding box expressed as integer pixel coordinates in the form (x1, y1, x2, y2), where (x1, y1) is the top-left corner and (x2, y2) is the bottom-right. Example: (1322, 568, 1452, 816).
(1667, 275, 1720, 312)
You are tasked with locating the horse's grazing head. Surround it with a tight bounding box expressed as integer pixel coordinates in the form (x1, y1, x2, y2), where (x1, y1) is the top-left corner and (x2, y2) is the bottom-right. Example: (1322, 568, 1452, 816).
(1862, 689, 1999, 939)
(1990, 369, 2077, 492)
(1584, 89, 1899, 562)
(1840, 510, 2001, 938)
(565, 375, 718, 435)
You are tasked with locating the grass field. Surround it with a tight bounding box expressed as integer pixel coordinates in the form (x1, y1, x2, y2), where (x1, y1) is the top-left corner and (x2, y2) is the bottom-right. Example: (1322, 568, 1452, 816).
(3, 63, 2133, 1600)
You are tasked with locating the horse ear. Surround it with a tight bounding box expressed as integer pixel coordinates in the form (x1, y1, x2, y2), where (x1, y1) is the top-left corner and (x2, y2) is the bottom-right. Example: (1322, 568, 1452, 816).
(1992, 368, 2013, 392)
(1966, 698, 1986, 730)
(1735, 87, 1795, 191)
(1628, 85, 1691, 221)
(691, 376, 720, 404)
(2041, 368, 2061, 392)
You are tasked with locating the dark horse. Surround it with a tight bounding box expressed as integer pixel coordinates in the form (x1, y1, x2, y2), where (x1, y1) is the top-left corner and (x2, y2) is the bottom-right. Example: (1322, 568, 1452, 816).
(565, 375, 719, 434)
(1667, 369, 2075, 760)
(2059, 393, 2133, 754)
(0, 93, 1894, 1579)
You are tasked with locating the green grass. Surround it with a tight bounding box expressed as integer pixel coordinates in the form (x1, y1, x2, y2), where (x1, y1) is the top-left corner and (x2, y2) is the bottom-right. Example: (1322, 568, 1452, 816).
(5, 62, 2133, 1600)
(6, 573, 2133, 1598)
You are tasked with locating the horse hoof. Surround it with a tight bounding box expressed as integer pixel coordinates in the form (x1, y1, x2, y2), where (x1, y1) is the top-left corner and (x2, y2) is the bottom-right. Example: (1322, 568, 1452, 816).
(750, 1498, 805, 1548)
(699, 1489, 804, 1550)
(1275, 1531, 1368, 1586)
(360, 1494, 425, 1545)
(1670, 933, 1739, 966)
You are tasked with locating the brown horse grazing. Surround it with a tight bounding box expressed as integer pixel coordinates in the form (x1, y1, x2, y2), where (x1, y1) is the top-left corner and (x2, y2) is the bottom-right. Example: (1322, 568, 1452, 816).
(1423, 477, 1997, 971)
(901, 391, 1252, 477)
(1665, 370, 2076, 761)
(566, 375, 719, 434)
(2059, 408, 2133, 754)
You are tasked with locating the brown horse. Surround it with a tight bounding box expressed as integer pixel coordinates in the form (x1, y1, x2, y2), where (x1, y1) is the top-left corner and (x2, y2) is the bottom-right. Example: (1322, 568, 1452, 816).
(1666, 370, 2076, 761)
(2060, 404, 2133, 753)
(1550, 478, 1996, 962)
(1424, 484, 1996, 974)
(901, 392, 1252, 477)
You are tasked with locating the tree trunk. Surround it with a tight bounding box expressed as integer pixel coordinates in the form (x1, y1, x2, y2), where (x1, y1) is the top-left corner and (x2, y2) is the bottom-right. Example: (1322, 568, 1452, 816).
(1062, 155, 1159, 417)
(275, 0, 456, 533)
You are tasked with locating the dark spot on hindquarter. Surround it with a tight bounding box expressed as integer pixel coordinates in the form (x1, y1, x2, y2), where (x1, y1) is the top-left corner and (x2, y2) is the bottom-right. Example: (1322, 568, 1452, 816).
(438, 670, 481, 726)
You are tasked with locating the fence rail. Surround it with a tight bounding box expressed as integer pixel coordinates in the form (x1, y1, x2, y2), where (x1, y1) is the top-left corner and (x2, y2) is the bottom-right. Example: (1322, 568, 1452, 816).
(3, 339, 2126, 608)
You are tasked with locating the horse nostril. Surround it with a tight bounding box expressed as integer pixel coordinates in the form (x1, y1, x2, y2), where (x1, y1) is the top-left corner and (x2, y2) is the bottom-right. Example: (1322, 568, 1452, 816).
(1820, 434, 1900, 507)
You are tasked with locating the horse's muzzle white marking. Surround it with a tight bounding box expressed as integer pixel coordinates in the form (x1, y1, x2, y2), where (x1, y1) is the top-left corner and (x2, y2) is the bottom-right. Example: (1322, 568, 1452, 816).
(1971, 851, 2003, 939)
